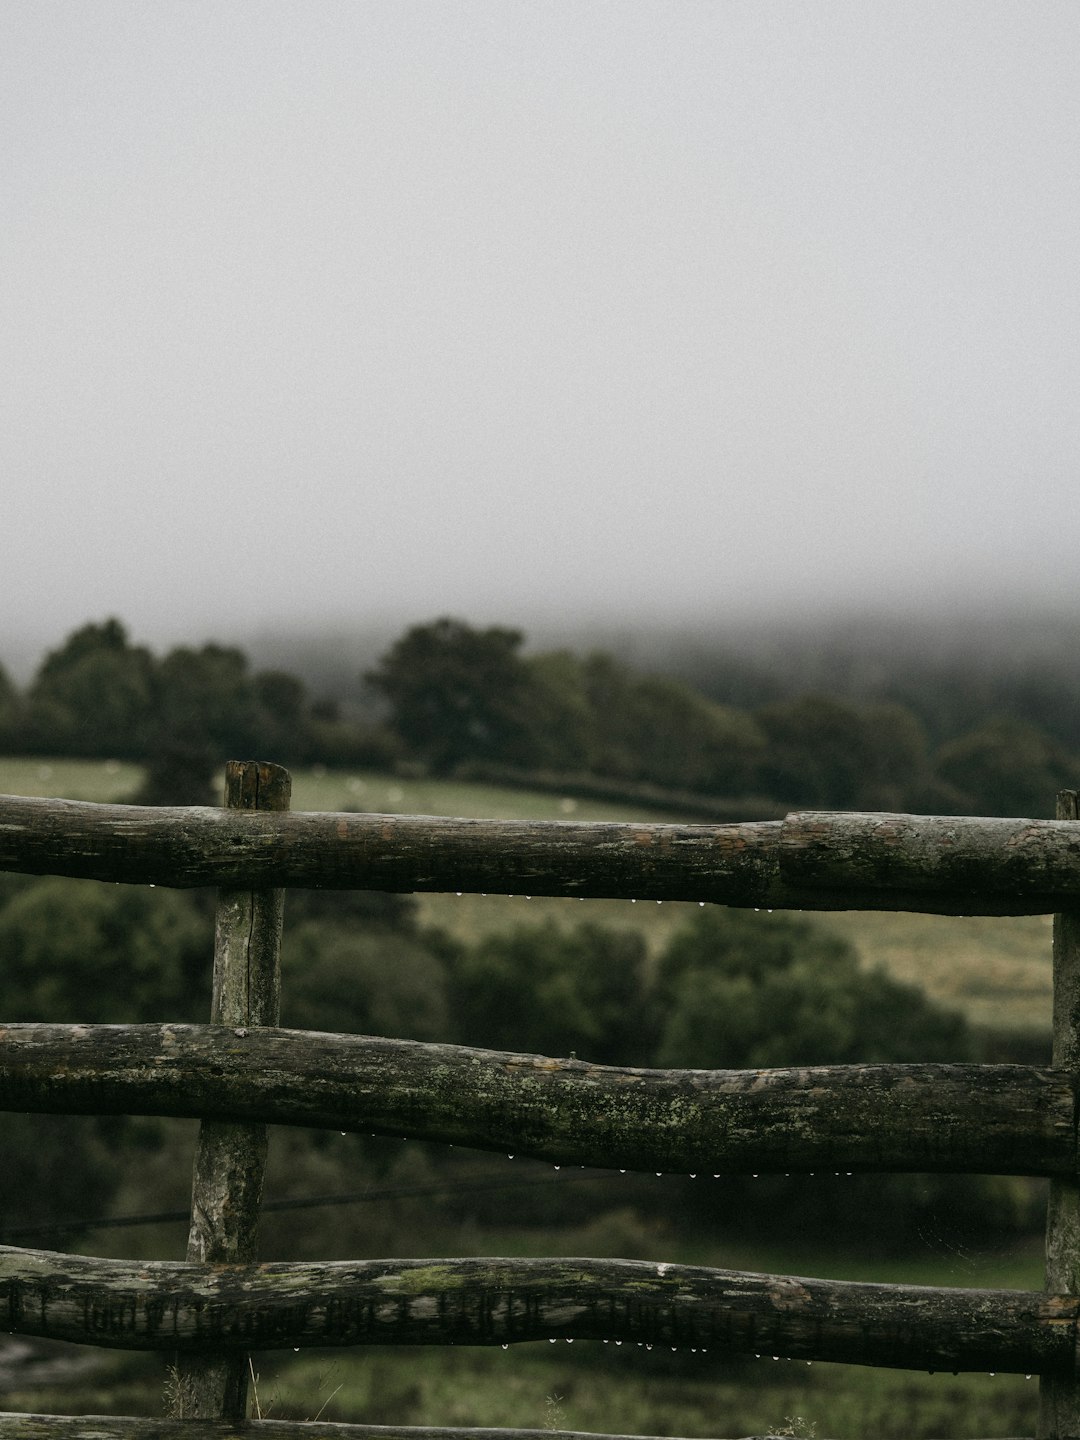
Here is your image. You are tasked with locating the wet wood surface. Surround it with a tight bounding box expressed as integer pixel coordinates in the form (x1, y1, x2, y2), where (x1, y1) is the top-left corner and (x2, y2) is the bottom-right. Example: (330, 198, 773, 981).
(0, 1248, 1074, 1375)
(3, 796, 1080, 912)
(174, 761, 290, 1421)
(0, 1024, 1070, 1177)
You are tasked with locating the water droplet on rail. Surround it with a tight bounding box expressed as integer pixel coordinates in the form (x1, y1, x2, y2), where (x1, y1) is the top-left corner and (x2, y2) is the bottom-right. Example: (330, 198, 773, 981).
(501, 1343, 508, 1350)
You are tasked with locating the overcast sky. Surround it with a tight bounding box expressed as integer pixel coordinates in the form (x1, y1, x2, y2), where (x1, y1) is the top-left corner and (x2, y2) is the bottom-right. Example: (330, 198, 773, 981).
(4, 1, 1079, 663)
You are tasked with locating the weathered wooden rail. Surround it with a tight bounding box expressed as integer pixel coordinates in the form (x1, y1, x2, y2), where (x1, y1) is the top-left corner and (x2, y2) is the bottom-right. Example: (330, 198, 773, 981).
(1, 766, 1079, 1440)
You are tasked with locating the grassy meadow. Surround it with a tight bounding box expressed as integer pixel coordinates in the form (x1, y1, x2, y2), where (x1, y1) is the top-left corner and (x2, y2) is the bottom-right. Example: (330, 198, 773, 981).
(0, 757, 1057, 1436)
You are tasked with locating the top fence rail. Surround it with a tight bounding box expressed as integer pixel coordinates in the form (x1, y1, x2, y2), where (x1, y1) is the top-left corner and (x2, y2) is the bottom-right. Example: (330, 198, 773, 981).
(3, 795, 1080, 914)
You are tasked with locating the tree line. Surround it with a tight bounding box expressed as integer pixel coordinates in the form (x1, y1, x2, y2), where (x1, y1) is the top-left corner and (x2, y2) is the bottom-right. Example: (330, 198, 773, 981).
(1, 615, 1076, 816)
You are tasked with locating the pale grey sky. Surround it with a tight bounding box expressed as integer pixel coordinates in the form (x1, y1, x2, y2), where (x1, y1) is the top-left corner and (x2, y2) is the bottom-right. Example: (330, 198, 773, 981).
(3, 1, 1079, 659)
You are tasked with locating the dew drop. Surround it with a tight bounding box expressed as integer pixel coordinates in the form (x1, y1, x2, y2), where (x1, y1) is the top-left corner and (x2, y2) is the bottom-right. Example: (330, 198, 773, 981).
(689, 1173, 697, 1178)
(293, 1347, 300, 1352)
(501, 1343, 508, 1350)
(615, 1340, 622, 1346)
(655, 1172, 662, 1177)
(507, 1154, 514, 1159)
(566, 1338, 574, 1344)
(554, 1165, 560, 1171)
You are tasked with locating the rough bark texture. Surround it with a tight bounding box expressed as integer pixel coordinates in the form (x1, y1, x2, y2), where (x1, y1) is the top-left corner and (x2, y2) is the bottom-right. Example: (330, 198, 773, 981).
(173, 762, 290, 1422)
(0, 1024, 1071, 1177)
(1040, 792, 1080, 1437)
(0, 1248, 1074, 1375)
(4, 797, 1080, 913)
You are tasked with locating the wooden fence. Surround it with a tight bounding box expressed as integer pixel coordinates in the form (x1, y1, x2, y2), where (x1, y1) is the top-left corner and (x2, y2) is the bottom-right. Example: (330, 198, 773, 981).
(1, 761, 1079, 1438)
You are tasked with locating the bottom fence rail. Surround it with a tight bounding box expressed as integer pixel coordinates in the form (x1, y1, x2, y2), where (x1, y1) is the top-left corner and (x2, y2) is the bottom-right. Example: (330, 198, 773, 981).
(0, 1247, 1075, 1375)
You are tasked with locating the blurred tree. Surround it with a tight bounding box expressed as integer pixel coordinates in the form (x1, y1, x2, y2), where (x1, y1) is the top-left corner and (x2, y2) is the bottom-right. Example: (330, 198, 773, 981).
(283, 921, 456, 1042)
(653, 908, 971, 1069)
(520, 650, 596, 771)
(0, 661, 20, 749)
(252, 668, 316, 762)
(752, 693, 935, 809)
(617, 674, 765, 794)
(516, 647, 761, 790)
(367, 618, 535, 773)
(134, 733, 220, 806)
(935, 716, 1077, 817)
(154, 643, 260, 757)
(453, 921, 655, 1065)
(24, 618, 157, 756)
(0, 876, 211, 1023)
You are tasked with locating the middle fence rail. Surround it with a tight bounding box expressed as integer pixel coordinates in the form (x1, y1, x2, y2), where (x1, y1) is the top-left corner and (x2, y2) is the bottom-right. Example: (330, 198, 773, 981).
(1, 774, 1079, 1437)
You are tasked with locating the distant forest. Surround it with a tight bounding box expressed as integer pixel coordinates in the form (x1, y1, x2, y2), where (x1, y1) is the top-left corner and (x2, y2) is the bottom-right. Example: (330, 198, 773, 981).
(2, 613, 1079, 818)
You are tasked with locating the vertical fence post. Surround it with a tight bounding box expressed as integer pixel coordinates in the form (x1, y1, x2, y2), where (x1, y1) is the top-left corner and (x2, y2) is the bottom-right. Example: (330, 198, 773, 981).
(169, 759, 291, 1421)
(1040, 788, 1080, 1439)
